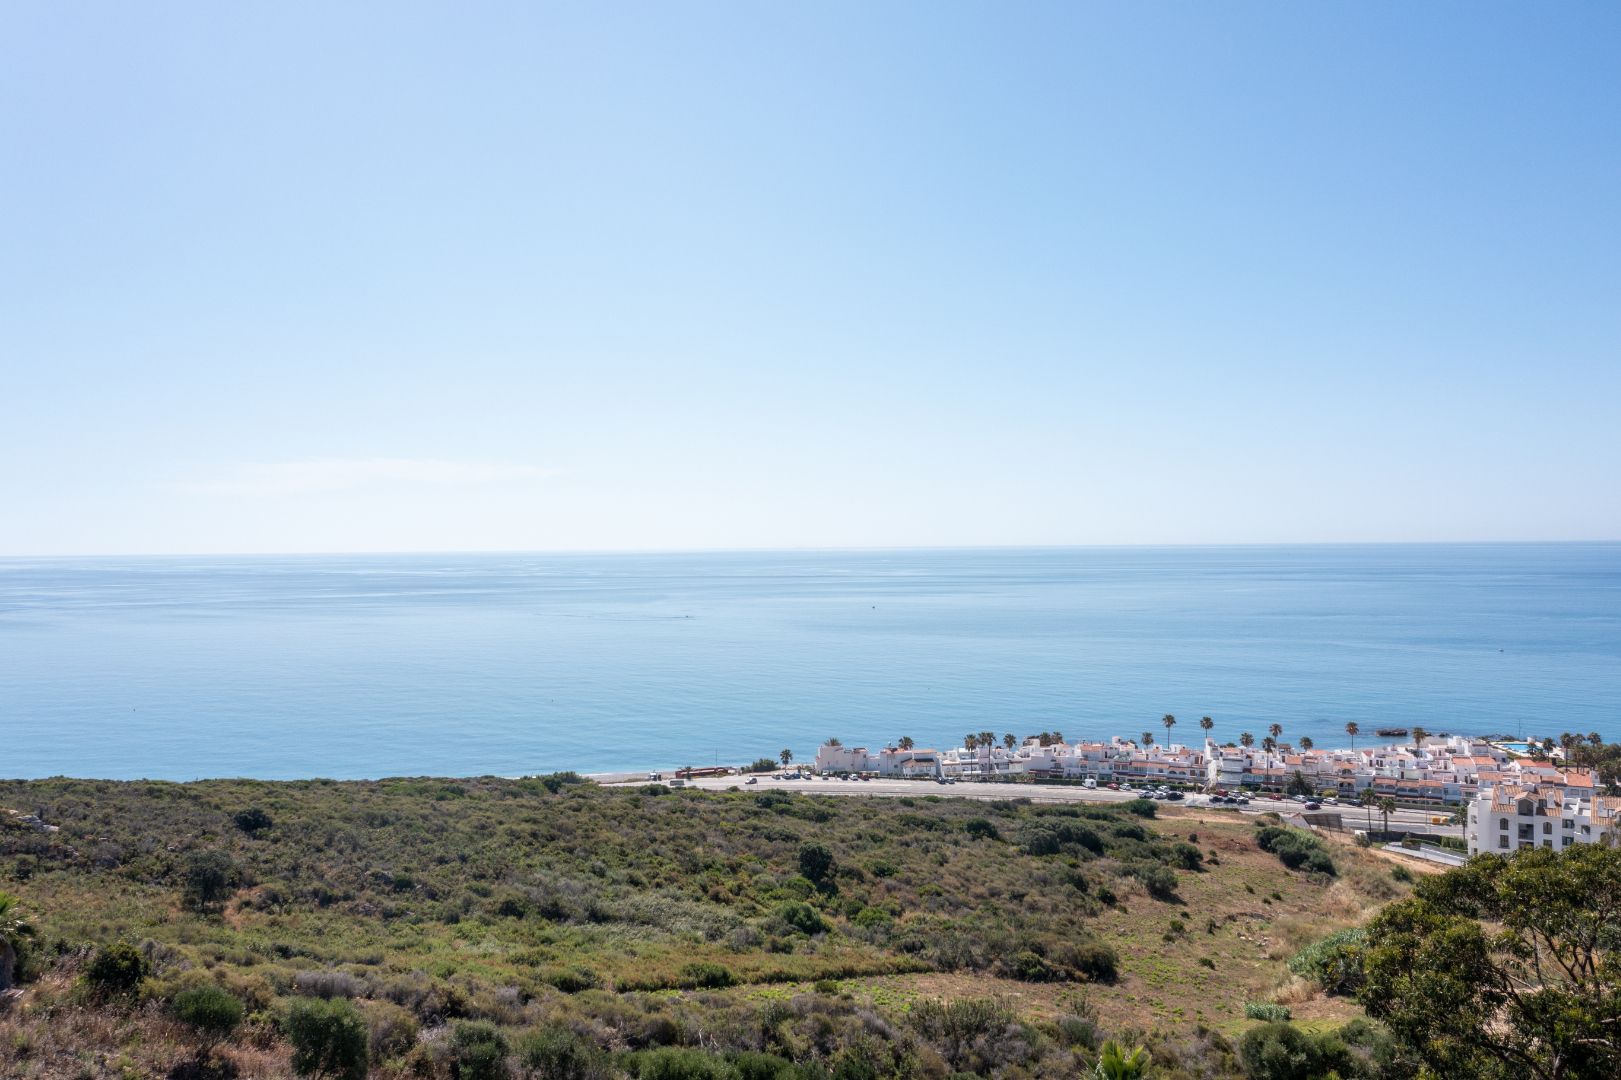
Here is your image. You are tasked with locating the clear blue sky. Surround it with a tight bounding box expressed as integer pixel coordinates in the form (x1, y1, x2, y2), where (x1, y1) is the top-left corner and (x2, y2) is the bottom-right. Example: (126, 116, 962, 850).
(3, 3, 1618, 554)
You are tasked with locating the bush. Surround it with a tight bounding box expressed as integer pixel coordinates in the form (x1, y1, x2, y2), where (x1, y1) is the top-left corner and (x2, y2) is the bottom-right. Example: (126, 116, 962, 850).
(541, 966, 599, 993)
(451, 1020, 510, 1080)
(84, 942, 149, 997)
(1001, 949, 1060, 982)
(1287, 927, 1365, 996)
(798, 842, 835, 884)
(963, 818, 1000, 840)
(774, 901, 829, 936)
(1169, 842, 1204, 870)
(182, 851, 240, 910)
(233, 807, 273, 835)
(517, 1027, 610, 1080)
(172, 984, 244, 1047)
(631, 1047, 734, 1079)
(1254, 825, 1336, 876)
(1244, 1001, 1292, 1022)
(286, 996, 369, 1080)
(364, 1001, 420, 1061)
(678, 961, 735, 989)
(1058, 939, 1118, 982)
(1132, 862, 1180, 900)
(1238, 1021, 1357, 1080)
(1123, 798, 1157, 817)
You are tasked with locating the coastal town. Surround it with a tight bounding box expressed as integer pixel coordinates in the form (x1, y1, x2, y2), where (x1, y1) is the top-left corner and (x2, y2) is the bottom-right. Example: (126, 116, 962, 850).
(784, 724, 1619, 857)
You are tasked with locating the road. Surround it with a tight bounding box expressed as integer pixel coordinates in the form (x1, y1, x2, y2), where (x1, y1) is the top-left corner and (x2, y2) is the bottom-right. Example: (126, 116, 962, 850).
(604, 774, 1461, 836)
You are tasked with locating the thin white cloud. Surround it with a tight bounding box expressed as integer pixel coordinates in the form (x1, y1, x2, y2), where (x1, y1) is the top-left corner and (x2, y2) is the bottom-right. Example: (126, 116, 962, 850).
(179, 458, 559, 496)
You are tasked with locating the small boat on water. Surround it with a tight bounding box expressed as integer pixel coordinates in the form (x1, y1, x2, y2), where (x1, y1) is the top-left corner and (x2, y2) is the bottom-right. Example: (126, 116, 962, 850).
(1375, 727, 1409, 738)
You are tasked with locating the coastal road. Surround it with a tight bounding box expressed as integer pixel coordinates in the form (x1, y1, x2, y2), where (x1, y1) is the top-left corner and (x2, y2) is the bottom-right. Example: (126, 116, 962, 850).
(603, 774, 1461, 837)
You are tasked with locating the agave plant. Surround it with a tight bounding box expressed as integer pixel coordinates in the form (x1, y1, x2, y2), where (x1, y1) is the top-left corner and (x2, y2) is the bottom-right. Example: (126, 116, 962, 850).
(0, 892, 34, 991)
(1095, 1040, 1150, 1079)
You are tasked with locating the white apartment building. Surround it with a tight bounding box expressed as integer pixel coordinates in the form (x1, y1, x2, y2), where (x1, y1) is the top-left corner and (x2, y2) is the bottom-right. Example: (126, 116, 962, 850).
(1465, 785, 1620, 855)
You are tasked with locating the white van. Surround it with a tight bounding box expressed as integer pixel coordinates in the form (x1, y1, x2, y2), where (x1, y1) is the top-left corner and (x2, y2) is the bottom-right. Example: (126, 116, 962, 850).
(1082, 778, 1097, 789)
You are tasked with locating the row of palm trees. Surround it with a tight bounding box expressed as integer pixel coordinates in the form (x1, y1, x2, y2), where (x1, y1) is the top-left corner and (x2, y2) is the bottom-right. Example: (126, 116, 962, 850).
(830, 716, 1419, 764)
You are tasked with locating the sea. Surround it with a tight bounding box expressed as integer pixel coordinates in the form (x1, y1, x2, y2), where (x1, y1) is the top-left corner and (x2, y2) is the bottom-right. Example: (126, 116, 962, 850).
(2, 544, 1618, 781)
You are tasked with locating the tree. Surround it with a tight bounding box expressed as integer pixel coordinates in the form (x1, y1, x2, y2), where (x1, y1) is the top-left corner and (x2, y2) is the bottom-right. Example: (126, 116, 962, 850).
(1199, 716, 1214, 740)
(1345, 721, 1359, 750)
(823, 737, 842, 748)
(1262, 737, 1276, 754)
(1286, 771, 1313, 797)
(173, 985, 244, 1053)
(1240, 732, 1255, 750)
(798, 842, 835, 884)
(182, 850, 239, 911)
(1051, 729, 1064, 745)
(1378, 797, 1396, 836)
(286, 997, 369, 1080)
(1140, 731, 1154, 747)
(1161, 714, 1176, 745)
(897, 736, 914, 751)
(1359, 844, 1621, 1079)
(963, 734, 977, 750)
(0, 892, 31, 991)
(779, 749, 792, 768)
(1299, 736, 1314, 752)
(1268, 723, 1284, 744)
(1003, 732, 1016, 751)
(1093, 1040, 1150, 1079)
(1360, 786, 1379, 833)
(1410, 726, 1429, 752)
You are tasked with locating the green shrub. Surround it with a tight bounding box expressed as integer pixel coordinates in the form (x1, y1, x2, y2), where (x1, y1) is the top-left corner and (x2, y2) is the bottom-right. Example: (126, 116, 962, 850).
(172, 984, 243, 1047)
(286, 996, 369, 1080)
(182, 851, 240, 911)
(678, 961, 735, 989)
(1132, 862, 1180, 900)
(851, 906, 893, 929)
(774, 901, 829, 936)
(731, 1050, 794, 1079)
(798, 842, 835, 884)
(1123, 798, 1157, 817)
(451, 1020, 510, 1080)
(1054, 938, 1118, 983)
(84, 942, 148, 997)
(542, 966, 599, 993)
(1238, 1021, 1354, 1080)
(233, 807, 273, 835)
(517, 1026, 610, 1080)
(1287, 927, 1365, 996)
(1168, 841, 1204, 870)
(1001, 949, 1060, 982)
(1243, 1001, 1292, 1022)
(1254, 825, 1337, 876)
(963, 818, 1000, 840)
(631, 1047, 734, 1079)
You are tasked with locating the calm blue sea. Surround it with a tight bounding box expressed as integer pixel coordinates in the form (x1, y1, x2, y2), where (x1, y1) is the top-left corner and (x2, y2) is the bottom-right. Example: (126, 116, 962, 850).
(2, 545, 1618, 781)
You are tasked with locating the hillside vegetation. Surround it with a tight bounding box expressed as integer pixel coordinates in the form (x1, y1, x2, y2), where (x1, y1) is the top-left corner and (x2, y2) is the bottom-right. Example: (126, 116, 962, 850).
(0, 777, 1410, 1078)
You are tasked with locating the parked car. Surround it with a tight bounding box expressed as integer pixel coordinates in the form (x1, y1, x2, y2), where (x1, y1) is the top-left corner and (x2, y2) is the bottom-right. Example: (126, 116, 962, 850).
(1166, 791, 1184, 800)
(1304, 801, 1322, 810)
(745, 776, 758, 785)
(1105, 782, 1120, 790)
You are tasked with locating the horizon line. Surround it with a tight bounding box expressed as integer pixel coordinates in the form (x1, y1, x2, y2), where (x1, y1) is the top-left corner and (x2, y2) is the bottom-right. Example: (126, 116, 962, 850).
(4, 538, 1620, 561)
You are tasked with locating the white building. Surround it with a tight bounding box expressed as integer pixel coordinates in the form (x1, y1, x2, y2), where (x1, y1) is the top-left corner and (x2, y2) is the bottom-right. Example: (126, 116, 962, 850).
(1465, 784, 1620, 855)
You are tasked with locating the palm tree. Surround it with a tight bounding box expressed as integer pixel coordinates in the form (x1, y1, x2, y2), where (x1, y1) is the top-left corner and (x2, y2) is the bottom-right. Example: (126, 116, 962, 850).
(1141, 731, 1154, 747)
(0, 892, 31, 991)
(1051, 730, 1064, 745)
(1003, 733, 1016, 751)
(1162, 714, 1177, 745)
(1410, 726, 1428, 752)
(1360, 786, 1379, 832)
(1094, 1040, 1150, 1080)
(1262, 736, 1276, 754)
(779, 748, 793, 768)
(1268, 723, 1283, 744)
(1378, 797, 1396, 836)
(897, 736, 914, 751)
(1345, 721, 1359, 751)
(824, 737, 842, 748)
(963, 734, 977, 750)
(979, 731, 996, 754)
(1240, 732, 1255, 750)
(1199, 716, 1214, 741)
(1299, 736, 1314, 751)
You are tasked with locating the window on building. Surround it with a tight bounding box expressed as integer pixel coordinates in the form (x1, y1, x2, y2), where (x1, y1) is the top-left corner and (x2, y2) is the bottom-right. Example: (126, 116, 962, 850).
(1564, 819, 1574, 829)
(1499, 818, 1509, 830)
(1543, 822, 1552, 834)
(1498, 836, 1508, 849)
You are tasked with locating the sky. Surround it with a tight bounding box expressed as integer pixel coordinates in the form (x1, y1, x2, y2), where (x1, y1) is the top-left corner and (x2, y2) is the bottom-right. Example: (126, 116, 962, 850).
(3, 2, 1618, 555)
